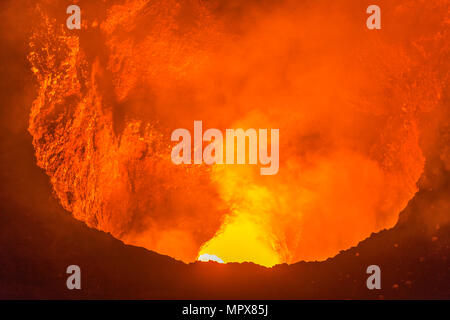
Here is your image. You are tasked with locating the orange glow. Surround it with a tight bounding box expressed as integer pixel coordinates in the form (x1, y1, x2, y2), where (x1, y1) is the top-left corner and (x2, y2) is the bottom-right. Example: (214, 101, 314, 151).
(199, 217, 280, 267)
(27, 0, 448, 266)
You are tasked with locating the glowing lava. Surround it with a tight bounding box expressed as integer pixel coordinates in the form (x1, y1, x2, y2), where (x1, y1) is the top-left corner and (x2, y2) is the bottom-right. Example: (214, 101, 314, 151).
(198, 254, 224, 264)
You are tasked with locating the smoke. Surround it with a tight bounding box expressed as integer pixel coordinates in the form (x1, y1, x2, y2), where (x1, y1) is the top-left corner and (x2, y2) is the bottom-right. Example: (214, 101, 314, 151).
(28, 0, 449, 265)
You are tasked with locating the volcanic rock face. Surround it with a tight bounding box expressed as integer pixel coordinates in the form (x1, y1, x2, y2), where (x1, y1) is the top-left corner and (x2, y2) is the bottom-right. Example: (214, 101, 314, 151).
(28, 3, 228, 262)
(28, 0, 449, 265)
